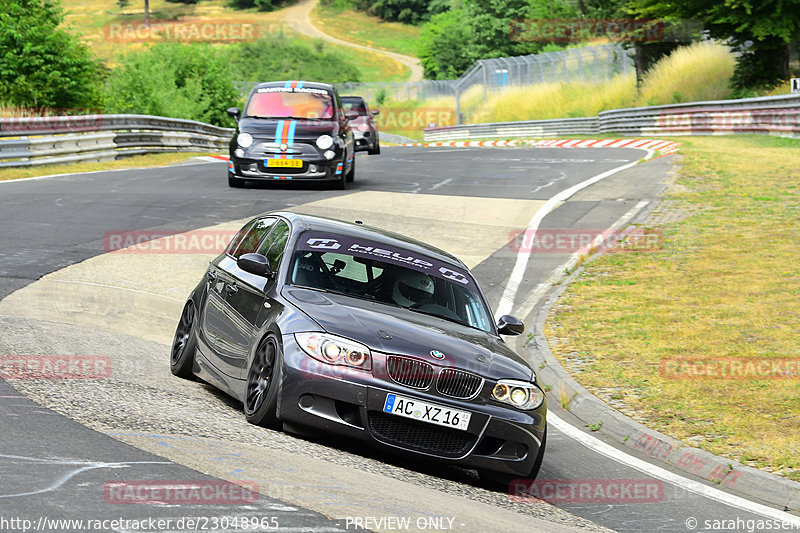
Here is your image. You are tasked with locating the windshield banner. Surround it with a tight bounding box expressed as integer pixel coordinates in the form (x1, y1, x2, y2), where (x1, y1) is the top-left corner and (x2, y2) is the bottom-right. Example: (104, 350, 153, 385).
(296, 232, 477, 292)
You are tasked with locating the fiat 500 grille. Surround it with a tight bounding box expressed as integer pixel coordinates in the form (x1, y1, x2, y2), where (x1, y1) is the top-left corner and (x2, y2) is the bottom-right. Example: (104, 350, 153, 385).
(386, 356, 434, 389)
(436, 368, 484, 399)
(368, 412, 476, 456)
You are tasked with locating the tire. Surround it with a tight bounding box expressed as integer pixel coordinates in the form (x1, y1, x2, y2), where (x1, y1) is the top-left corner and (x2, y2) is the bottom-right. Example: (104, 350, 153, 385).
(478, 427, 547, 486)
(228, 173, 246, 188)
(243, 335, 283, 429)
(170, 301, 198, 379)
(345, 155, 356, 183)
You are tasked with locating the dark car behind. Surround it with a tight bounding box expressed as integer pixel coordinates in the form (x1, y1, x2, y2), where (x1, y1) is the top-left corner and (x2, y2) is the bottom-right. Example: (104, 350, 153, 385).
(341, 96, 380, 155)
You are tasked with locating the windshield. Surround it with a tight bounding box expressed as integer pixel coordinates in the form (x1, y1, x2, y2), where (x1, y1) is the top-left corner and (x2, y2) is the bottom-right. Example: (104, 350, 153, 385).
(341, 98, 369, 116)
(289, 232, 494, 333)
(246, 88, 334, 119)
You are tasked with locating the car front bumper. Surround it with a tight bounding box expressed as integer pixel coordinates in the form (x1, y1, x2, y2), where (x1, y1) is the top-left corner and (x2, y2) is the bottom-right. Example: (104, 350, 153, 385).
(278, 335, 547, 477)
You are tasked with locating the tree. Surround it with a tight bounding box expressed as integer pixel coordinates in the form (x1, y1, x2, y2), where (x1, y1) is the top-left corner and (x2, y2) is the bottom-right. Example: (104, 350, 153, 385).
(417, 0, 576, 79)
(629, 0, 800, 90)
(0, 0, 104, 109)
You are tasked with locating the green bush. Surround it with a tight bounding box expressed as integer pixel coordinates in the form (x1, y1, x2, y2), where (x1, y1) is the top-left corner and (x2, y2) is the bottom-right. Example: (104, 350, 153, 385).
(104, 43, 238, 127)
(226, 35, 361, 84)
(0, 0, 104, 109)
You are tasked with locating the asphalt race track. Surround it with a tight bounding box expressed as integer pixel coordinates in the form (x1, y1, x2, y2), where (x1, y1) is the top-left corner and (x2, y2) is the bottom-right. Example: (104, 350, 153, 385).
(1, 146, 798, 533)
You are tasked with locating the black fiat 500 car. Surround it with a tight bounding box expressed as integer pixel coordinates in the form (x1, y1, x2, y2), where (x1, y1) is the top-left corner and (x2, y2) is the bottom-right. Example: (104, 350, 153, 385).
(226, 81, 356, 189)
(341, 96, 380, 155)
(171, 212, 547, 482)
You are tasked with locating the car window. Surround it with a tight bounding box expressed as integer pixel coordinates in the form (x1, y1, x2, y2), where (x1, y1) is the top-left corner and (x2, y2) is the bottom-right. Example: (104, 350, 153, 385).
(341, 98, 369, 116)
(289, 232, 493, 332)
(257, 220, 291, 271)
(231, 217, 276, 259)
(246, 91, 334, 119)
(225, 220, 256, 256)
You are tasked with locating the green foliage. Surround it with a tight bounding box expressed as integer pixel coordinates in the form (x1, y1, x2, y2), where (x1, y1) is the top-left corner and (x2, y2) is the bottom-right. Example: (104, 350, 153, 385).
(229, 0, 273, 11)
(628, 0, 800, 90)
(0, 0, 104, 109)
(417, 8, 476, 79)
(226, 35, 361, 84)
(353, 0, 445, 24)
(104, 43, 238, 126)
(417, 0, 576, 79)
(102, 36, 361, 126)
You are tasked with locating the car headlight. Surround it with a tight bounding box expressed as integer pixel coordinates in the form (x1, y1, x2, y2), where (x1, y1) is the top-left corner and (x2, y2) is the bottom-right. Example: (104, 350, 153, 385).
(491, 379, 544, 410)
(316, 135, 334, 150)
(237, 133, 253, 148)
(295, 332, 371, 370)
(357, 123, 370, 132)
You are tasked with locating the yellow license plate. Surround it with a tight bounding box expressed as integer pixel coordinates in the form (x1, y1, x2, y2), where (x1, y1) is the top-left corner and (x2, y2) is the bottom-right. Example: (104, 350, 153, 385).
(266, 158, 303, 168)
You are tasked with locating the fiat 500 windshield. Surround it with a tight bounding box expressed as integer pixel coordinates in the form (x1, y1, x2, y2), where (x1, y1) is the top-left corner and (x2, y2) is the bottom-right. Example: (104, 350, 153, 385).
(289, 232, 494, 332)
(245, 89, 334, 120)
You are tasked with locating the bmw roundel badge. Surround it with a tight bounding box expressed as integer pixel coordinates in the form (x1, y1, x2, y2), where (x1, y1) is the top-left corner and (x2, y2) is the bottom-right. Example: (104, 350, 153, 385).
(430, 350, 445, 360)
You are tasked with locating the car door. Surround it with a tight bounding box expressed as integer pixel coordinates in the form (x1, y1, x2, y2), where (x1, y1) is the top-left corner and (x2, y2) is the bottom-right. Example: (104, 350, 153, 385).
(199, 219, 256, 359)
(208, 217, 277, 378)
(218, 218, 292, 379)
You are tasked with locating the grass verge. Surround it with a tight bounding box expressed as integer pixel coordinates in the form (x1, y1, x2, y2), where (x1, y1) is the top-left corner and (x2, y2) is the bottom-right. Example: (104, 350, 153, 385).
(0, 152, 217, 181)
(310, 3, 421, 57)
(545, 135, 800, 481)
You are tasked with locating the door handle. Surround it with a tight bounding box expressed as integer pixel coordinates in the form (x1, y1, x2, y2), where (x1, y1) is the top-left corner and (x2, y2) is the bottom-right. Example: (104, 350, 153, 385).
(226, 283, 238, 295)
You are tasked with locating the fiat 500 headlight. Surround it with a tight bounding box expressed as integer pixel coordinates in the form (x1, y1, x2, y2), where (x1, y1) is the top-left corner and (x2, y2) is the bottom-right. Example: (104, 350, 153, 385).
(491, 379, 545, 410)
(237, 133, 253, 148)
(315, 135, 334, 149)
(295, 332, 371, 370)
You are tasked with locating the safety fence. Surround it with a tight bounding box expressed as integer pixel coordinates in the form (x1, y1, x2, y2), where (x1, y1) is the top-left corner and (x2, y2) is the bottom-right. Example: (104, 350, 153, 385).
(0, 115, 233, 168)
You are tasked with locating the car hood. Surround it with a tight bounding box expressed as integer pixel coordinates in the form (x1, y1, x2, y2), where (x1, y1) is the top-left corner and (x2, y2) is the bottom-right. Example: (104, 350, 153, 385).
(282, 287, 533, 382)
(238, 117, 340, 142)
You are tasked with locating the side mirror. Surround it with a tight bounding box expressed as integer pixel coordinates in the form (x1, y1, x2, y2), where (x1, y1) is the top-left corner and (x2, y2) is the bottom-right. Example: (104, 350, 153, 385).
(497, 315, 524, 336)
(227, 107, 240, 121)
(237, 253, 272, 277)
(344, 110, 359, 120)
(371, 109, 380, 116)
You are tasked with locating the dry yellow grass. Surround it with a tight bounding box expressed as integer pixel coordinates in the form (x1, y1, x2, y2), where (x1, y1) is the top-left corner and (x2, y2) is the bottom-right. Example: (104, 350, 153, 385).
(474, 72, 637, 123)
(0, 152, 216, 181)
(636, 41, 736, 106)
(546, 135, 800, 481)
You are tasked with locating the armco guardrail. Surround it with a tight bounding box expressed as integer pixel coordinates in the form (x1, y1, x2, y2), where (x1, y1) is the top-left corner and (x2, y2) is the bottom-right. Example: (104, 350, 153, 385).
(424, 94, 800, 141)
(599, 94, 800, 136)
(423, 117, 598, 142)
(0, 114, 233, 168)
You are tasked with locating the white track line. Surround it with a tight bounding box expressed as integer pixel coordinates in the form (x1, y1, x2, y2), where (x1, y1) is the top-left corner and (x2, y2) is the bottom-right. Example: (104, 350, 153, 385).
(495, 150, 652, 318)
(549, 414, 800, 525)
(497, 148, 800, 522)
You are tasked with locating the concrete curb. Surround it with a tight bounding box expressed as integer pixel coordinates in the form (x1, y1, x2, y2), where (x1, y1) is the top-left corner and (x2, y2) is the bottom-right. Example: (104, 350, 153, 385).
(523, 243, 800, 514)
